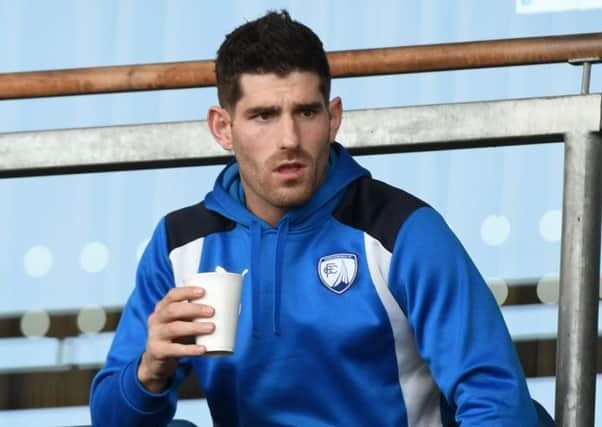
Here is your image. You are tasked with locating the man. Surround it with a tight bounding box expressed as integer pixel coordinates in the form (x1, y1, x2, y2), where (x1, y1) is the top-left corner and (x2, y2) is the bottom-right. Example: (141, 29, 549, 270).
(90, 10, 540, 426)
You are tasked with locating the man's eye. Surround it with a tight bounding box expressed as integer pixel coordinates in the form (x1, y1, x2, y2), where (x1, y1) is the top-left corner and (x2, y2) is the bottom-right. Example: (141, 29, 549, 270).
(301, 109, 316, 118)
(255, 112, 272, 121)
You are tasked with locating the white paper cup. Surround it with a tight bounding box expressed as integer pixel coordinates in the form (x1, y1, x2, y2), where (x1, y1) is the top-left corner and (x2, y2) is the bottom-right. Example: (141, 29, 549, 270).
(179, 271, 244, 356)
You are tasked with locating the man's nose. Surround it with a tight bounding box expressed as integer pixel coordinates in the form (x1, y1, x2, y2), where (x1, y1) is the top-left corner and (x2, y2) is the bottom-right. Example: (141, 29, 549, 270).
(278, 115, 300, 149)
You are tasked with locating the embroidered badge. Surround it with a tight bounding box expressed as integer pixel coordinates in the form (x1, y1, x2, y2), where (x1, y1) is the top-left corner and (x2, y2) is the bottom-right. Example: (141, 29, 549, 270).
(318, 253, 358, 294)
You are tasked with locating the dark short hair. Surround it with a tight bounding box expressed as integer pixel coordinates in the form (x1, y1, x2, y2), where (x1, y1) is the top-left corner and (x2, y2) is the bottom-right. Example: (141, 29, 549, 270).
(215, 10, 331, 110)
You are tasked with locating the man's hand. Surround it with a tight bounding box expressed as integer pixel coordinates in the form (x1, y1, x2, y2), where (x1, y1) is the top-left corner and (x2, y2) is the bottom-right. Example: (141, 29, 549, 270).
(137, 286, 215, 393)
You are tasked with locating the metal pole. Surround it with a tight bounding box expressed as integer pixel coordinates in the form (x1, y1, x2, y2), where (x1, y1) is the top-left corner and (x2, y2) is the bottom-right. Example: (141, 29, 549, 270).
(556, 131, 602, 427)
(1, 32, 602, 99)
(581, 62, 592, 95)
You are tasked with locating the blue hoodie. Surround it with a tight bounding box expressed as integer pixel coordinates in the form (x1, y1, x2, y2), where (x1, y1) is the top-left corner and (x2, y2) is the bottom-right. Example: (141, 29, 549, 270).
(90, 143, 538, 426)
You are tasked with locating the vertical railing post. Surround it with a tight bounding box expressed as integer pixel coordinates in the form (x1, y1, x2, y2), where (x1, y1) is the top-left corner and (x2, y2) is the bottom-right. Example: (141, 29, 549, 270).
(556, 131, 602, 426)
(581, 62, 592, 95)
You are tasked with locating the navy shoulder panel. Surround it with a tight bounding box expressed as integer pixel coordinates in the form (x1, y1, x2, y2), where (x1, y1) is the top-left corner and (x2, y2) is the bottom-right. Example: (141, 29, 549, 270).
(332, 177, 428, 252)
(165, 202, 235, 253)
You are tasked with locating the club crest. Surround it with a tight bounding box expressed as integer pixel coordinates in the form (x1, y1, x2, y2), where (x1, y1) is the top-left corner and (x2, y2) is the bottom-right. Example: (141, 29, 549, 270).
(318, 253, 358, 294)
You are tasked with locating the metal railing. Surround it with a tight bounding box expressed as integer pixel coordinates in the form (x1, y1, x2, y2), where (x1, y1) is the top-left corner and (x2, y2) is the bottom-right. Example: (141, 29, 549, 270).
(1, 32, 601, 426)
(0, 32, 601, 100)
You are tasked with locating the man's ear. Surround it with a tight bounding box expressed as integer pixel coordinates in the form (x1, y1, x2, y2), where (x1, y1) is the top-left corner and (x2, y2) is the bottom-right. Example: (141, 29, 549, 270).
(328, 96, 343, 142)
(207, 106, 233, 151)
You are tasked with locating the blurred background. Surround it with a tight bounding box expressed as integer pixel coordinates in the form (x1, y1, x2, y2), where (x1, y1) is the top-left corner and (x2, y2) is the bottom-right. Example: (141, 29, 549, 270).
(1, 0, 601, 425)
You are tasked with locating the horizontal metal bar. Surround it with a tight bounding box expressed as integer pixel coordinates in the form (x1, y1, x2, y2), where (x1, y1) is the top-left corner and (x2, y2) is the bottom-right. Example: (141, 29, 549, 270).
(340, 94, 601, 151)
(329, 32, 602, 77)
(0, 33, 601, 100)
(0, 60, 215, 100)
(1, 94, 600, 177)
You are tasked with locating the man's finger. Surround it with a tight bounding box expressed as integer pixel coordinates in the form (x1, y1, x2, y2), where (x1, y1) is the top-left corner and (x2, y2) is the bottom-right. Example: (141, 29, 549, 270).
(147, 340, 208, 360)
(154, 300, 215, 323)
(157, 320, 215, 341)
(166, 285, 205, 303)
(154, 286, 205, 313)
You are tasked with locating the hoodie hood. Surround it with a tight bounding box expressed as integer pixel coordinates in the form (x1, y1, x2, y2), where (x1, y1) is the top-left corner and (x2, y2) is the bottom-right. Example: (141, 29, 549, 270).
(205, 142, 369, 229)
(204, 142, 369, 336)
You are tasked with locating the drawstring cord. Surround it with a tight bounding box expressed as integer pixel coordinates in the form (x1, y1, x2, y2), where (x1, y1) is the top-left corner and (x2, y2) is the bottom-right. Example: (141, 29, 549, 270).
(273, 219, 289, 335)
(250, 221, 262, 338)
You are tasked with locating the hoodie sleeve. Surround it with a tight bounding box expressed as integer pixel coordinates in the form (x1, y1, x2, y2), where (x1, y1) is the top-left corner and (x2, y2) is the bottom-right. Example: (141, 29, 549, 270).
(388, 207, 538, 426)
(89, 218, 191, 427)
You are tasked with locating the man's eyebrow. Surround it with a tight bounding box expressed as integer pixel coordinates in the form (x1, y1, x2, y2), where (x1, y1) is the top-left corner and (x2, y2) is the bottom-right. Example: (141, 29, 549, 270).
(243, 102, 324, 116)
(293, 101, 324, 111)
(244, 105, 280, 116)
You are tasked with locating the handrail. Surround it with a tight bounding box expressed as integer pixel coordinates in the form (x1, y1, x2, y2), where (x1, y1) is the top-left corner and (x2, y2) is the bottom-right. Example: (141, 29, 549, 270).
(0, 32, 600, 100)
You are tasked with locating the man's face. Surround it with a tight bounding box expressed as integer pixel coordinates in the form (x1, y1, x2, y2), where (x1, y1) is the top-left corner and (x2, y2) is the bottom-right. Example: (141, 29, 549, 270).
(217, 71, 342, 225)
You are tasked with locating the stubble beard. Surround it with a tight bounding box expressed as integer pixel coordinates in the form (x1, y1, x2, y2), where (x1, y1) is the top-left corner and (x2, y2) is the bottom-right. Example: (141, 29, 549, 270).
(243, 145, 330, 211)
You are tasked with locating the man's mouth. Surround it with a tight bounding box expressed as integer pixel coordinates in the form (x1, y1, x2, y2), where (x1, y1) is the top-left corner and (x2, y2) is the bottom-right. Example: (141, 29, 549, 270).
(274, 162, 305, 178)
